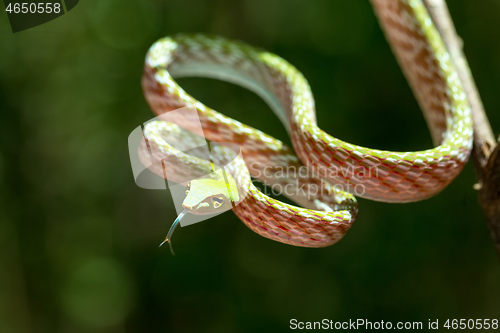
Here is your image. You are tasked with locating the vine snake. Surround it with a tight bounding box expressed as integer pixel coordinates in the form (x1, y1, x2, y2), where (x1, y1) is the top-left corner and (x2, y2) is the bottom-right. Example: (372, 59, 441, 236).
(139, 0, 473, 251)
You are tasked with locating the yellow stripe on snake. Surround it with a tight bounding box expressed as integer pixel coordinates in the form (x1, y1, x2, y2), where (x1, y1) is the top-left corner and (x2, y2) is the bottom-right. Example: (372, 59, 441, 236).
(139, 0, 473, 249)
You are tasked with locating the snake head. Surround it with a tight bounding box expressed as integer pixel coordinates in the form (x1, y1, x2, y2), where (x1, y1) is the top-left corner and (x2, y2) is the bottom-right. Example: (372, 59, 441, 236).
(162, 171, 240, 254)
(182, 173, 239, 215)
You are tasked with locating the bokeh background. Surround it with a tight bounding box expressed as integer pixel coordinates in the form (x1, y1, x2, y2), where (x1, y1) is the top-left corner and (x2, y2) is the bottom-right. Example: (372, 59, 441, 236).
(1, 0, 500, 332)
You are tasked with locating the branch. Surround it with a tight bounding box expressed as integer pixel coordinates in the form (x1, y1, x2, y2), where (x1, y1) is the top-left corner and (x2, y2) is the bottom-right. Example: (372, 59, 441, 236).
(423, 0, 500, 261)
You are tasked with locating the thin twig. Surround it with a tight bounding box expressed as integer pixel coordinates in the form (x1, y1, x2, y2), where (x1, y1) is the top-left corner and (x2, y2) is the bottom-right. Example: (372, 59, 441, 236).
(423, 0, 500, 261)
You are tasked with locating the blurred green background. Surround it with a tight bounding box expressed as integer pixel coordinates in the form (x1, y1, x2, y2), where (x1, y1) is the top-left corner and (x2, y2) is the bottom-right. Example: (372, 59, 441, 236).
(1, 0, 500, 332)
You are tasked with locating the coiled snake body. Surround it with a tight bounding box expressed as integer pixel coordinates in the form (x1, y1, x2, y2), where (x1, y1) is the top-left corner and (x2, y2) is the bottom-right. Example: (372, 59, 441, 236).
(139, 0, 473, 249)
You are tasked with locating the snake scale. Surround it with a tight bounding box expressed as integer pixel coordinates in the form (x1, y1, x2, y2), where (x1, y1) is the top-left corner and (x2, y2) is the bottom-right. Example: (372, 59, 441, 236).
(138, 0, 473, 249)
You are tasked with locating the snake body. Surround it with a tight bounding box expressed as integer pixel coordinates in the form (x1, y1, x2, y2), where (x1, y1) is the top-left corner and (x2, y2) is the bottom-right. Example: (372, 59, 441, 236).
(139, 0, 473, 248)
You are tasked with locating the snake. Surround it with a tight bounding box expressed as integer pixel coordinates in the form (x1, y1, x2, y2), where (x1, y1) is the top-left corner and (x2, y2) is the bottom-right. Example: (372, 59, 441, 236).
(138, 0, 473, 252)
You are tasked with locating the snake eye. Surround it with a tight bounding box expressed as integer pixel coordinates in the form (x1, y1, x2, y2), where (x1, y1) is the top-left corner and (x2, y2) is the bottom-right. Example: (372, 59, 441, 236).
(185, 182, 191, 195)
(211, 196, 224, 208)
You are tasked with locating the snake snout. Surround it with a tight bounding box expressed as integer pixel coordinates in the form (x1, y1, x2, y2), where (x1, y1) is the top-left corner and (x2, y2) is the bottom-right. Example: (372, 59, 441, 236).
(182, 203, 193, 211)
(182, 202, 209, 211)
